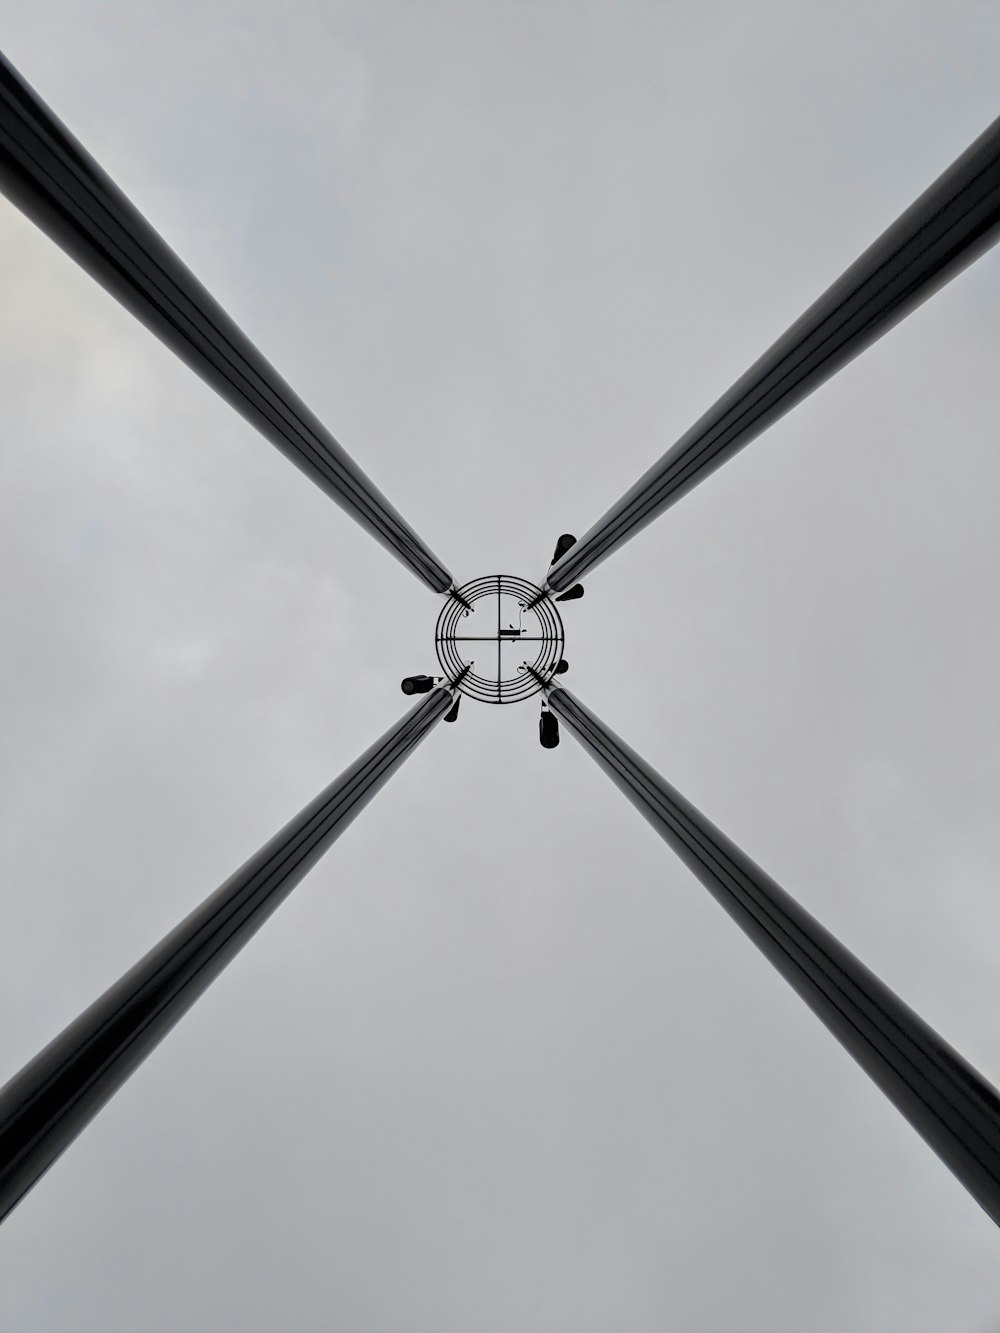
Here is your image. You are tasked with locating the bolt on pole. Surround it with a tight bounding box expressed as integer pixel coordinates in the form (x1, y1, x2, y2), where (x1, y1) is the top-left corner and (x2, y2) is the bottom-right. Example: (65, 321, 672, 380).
(547, 114, 1000, 592)
(547, 683, 1000, 1227)
(0, 688, 453, 1223)
(0, 51, 453, 593)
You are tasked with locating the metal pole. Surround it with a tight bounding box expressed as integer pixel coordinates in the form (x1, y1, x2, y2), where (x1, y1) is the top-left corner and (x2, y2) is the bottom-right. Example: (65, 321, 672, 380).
(0, 687, 452, 1222)
(547, 684, 1000, 1226)
(0, 51, 453, 594)
(547, 115, 1000, 591)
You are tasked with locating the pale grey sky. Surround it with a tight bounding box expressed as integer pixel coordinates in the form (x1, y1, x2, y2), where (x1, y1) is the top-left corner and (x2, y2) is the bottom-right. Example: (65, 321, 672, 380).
(1, 3, 999, 1329)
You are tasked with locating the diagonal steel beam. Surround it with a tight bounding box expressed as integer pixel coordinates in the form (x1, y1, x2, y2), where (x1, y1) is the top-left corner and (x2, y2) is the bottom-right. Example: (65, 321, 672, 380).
(547, 683, 1000, 1226)
(0, 687, 453, 1222)
(0, 51, 453, 594)
(547, 115, 1000, 591)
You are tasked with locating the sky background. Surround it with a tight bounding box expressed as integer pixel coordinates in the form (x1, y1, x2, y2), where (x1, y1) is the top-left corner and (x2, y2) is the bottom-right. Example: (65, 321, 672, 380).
(1, 2, 999, 1328)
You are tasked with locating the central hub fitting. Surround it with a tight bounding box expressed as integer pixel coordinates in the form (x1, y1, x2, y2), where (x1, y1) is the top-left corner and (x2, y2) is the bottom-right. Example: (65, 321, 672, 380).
(435, 575, 565, 704)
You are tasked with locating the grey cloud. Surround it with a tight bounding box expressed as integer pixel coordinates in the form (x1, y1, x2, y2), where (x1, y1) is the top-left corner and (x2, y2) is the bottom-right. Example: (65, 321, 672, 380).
(1, 2, 999, 1329)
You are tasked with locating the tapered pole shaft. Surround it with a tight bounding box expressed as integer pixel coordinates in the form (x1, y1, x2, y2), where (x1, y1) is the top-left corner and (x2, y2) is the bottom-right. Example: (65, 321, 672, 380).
(0, 51, 453, 593)
(0, 688, 452, 1222)
(547, 115, 1000, 591)
(547, 684, 1000, 1225)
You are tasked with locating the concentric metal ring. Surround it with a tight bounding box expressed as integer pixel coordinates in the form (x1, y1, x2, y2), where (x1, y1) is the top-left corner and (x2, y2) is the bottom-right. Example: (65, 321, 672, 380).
(435, 575, 564, 704)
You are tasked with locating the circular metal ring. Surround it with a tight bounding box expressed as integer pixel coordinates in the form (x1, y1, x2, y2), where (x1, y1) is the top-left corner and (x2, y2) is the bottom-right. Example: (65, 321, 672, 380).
(435, 575, 565, 704)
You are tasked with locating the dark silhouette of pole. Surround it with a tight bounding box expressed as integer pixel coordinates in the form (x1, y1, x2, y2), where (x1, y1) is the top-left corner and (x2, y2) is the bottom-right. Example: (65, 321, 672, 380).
(546, 684, 1000, 1226)
(547, 115, 1000, 592)
(0, 51, 453, 594)
(0, 687, 452, 1223)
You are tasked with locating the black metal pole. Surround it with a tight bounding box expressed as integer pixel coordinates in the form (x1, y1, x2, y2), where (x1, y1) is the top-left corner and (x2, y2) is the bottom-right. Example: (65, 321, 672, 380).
(547, 115, 1000, 591)
(0, 51, 453, 594)
(0, 687, 452, 1223)
(547, 684, 1000, 1226)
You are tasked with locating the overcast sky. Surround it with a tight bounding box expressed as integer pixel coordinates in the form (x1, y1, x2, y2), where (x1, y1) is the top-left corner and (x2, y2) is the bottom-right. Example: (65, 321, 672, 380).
(1, 3, 999, 1329)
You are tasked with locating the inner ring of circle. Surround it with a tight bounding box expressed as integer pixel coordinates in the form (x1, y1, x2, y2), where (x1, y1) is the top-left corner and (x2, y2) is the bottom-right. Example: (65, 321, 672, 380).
(434, 575, 565, 705)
